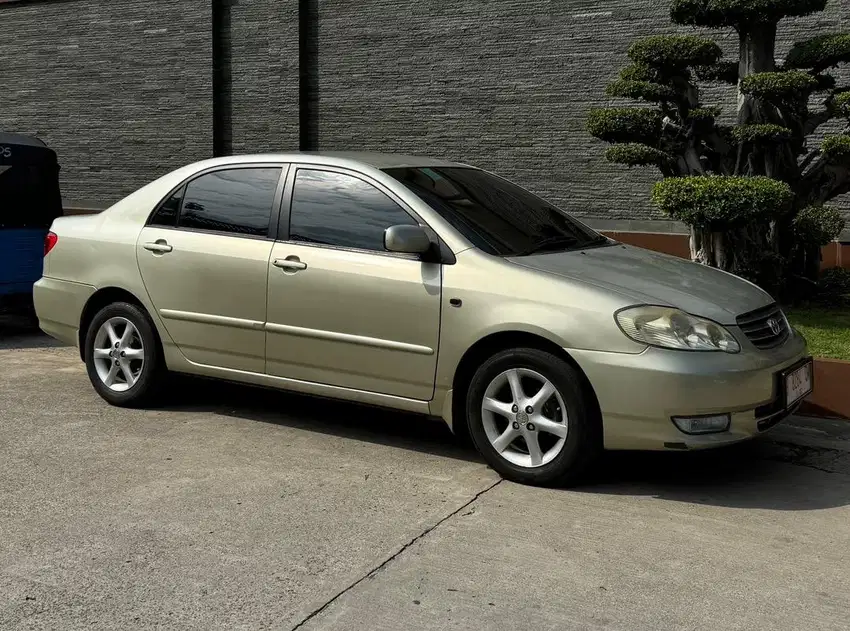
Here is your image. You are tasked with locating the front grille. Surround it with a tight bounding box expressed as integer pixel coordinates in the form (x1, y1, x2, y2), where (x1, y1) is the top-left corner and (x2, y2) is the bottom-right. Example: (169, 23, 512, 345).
(736, 303, 790, 349)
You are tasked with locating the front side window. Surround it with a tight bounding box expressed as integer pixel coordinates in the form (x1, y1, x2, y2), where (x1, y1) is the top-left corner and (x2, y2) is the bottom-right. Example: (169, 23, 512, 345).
(289, 169, 417, 251)
(177, 168, 281, 237)
(383, 166, 607, 256)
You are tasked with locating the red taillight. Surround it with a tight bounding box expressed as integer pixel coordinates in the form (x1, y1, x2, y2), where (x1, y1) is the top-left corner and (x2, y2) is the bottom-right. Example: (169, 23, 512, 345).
(44, 231, 58, 256)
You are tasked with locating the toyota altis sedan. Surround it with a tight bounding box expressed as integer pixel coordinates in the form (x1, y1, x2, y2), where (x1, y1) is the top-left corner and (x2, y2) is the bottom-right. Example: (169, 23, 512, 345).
(34, 152, 813, 486)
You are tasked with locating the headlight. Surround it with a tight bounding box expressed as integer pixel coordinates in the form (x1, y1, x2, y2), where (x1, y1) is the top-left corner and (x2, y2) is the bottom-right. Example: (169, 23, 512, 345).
(615, 306, 740, 353)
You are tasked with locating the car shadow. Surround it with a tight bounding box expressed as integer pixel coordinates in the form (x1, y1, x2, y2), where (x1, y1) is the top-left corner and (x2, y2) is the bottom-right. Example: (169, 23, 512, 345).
(159, 375, 480, 464)
(580, 438, 850, 511)
(160, 376, 850, 511)
(0, 316, 64, 349)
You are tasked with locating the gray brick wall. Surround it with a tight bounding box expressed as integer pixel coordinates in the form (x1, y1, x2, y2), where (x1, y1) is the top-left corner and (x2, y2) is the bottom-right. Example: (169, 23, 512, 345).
(219, 0, 300, 155)
(316, 0, 850, 224)
(1, 0, 847, 224)
(0, 0, 214, 208)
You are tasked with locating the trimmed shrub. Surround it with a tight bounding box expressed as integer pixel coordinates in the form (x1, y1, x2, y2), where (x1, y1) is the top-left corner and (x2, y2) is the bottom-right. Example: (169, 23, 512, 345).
(785, 33, 850, 71)
(836, 92, 850, 118)
(739, 71, 818, 102)
(793, 205, 846, 246)
(628, 35, 722, 68)
(586, 108, 662, 144)
(651, 175, 793, 228)
(731, 124, 793, 143)
(606, 79, 677, 102)
(671, 0, 828, 28)
(821, 135, 850, 165)
(605, 143, 676, 168)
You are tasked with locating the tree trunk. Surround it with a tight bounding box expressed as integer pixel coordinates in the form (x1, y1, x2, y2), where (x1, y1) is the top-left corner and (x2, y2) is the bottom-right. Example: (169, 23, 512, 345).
(738, 24, 776, 125)
(690, 227, 713, 265)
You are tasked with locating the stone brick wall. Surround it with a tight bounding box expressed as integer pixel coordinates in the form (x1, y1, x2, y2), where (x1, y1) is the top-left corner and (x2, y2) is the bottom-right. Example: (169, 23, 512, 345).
(315, 0, 850, 224)
(1, 0, 848, 226)
(0, 0, 214, 208)
(218, 0, 300, 155)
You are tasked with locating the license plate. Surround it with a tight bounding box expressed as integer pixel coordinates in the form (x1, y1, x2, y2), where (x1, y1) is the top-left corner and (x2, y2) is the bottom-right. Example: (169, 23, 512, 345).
(785, 360, 813, 407)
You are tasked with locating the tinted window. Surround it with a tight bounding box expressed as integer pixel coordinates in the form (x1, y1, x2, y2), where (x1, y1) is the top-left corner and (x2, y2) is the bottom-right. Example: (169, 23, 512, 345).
(383, 167, 606, 256)
(178, 168, 281, 237)
(289, 170, 417, 251)
(0, 164, 62, 229)
(149, 186, 184, 227)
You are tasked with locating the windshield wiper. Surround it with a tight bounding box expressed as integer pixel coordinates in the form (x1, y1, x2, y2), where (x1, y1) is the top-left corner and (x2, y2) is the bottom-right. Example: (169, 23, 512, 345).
(517, 234, 610, 257)
(517, 235, 581, 256)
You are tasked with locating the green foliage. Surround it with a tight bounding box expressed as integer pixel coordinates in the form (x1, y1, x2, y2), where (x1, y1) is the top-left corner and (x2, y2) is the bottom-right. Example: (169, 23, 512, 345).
(821, 135, 850, 164)
(739, 71, 818, 103)
(688, 106, 723, 120)
(730, 123, 792, 143)
(785, 33, 850, 71)
(685, 107, 722, 133)
(605, 143, 675, 168)
(786, 306, 850, 354)
(671, 0, 828, 28)
(816, 269, 850, 308)
(793, 205, 846, 246)
(606, 79, 676, 102)
(586, 108, 662, 144)
(619, 64, 663, 83)
(651, 175, 793, 228)
(694, 61, 738, 84)
(628, 35, 722, 69)
(836, 92, 850, 118)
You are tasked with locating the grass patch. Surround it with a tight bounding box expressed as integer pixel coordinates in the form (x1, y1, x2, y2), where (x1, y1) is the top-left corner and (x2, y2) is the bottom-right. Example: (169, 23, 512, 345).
(785, 307, 850, 361)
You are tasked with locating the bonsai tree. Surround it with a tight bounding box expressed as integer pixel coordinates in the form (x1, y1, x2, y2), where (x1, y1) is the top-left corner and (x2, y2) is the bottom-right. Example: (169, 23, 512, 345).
(587, 0, 849, 293)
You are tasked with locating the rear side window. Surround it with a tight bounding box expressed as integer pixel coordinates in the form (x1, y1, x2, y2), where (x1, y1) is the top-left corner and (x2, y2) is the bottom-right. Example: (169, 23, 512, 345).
(149, 186, 184, 227)
(175, 168, 281, 237)
(289, 169, 417, 251)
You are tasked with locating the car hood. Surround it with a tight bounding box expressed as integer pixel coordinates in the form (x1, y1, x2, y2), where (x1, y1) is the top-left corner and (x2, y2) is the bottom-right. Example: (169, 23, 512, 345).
(507, 244, 774, 324)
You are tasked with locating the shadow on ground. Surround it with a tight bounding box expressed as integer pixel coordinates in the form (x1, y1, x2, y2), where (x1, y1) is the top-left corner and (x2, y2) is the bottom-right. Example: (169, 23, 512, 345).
(0, 315, 63, 349)
(161, 374, 479, 465)
(161, 376, 850, 512)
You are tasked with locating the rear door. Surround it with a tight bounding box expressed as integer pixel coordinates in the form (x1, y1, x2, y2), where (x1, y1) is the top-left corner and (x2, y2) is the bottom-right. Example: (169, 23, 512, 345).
(265, 166, 442, 400)
(136, 164, 286, 373)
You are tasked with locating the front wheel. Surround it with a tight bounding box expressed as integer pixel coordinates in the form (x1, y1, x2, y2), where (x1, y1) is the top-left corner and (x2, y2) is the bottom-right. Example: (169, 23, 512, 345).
(466, 348, 600, 487)
(84, 302, 164, 407)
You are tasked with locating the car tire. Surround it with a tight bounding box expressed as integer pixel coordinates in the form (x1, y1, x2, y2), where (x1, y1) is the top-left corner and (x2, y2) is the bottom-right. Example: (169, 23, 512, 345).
(84, 301, 165, 408)
(465, 347, 601, 487)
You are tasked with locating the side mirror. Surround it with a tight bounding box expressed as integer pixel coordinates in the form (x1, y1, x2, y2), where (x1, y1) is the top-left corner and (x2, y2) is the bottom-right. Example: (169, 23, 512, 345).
(384, 225, 433, 255)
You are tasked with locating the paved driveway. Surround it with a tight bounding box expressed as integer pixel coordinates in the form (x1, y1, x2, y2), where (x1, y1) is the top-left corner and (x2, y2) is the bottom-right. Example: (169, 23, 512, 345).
(2, 322, 849, 630)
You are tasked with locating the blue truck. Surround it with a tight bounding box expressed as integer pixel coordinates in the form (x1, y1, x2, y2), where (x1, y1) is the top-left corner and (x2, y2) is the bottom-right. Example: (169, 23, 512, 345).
(0, 133, 63, 314)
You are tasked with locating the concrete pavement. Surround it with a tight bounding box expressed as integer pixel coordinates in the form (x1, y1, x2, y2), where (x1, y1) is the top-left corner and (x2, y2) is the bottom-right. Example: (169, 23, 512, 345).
(2, 325, 849, 630)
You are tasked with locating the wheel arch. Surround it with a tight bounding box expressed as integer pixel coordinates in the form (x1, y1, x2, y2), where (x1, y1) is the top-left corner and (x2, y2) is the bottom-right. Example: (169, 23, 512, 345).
(78, 287, 158, 361)
(450, 330, 603, 445)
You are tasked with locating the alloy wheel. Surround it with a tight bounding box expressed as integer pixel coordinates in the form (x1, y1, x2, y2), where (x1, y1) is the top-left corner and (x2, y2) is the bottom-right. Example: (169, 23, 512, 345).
(480, 368, 569, 468)
(92, 317, 145, 392)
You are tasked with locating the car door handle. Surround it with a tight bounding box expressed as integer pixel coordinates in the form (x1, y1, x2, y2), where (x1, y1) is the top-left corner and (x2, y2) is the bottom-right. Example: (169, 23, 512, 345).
(273, 258, 307, 271)
(143, 241, 173, 254)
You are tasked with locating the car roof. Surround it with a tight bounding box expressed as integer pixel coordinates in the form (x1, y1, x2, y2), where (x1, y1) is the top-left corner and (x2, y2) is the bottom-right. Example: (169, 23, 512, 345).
(0, 132, 50, 148)
(187, 151, 473, 171)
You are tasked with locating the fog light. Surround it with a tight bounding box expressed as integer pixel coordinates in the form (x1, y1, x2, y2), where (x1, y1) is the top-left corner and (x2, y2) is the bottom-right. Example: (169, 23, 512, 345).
(671, 414, 731, 435)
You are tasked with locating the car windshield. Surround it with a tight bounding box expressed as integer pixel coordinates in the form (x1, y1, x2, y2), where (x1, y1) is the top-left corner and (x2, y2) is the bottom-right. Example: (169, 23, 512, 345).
(383, 166, 609, 256)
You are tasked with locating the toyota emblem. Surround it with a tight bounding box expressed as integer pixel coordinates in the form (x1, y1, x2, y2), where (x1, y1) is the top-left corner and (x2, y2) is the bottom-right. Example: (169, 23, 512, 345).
(767, 317, 781, 335)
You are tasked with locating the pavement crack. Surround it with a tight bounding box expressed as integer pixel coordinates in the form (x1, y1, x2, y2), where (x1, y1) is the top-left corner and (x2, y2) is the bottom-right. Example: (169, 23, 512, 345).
(289, 477, 503, 631)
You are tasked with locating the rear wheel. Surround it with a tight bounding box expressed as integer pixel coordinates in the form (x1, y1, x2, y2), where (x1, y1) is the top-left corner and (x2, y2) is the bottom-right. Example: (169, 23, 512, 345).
(84, 302, 164, 407)
(466, 348, 600, 487)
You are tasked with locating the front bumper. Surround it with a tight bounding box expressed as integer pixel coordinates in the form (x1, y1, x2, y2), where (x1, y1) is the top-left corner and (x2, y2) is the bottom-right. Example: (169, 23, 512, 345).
(569, 331, 810, 451)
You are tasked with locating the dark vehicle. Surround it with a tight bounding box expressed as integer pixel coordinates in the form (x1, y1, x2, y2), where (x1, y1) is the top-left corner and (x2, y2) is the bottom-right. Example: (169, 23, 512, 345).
(0, 133, 63, 313)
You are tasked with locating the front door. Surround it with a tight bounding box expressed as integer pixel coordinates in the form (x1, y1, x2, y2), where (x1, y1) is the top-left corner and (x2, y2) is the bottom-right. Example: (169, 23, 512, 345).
(265, 167, 441, 400)
(136, 165, 284, 373)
